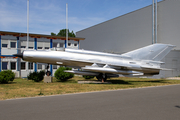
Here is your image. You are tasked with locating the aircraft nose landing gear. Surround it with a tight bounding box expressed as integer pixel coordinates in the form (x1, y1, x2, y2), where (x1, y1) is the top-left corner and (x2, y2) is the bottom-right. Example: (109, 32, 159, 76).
(46, 64, 51, 76)
(96, 73, 107, 82)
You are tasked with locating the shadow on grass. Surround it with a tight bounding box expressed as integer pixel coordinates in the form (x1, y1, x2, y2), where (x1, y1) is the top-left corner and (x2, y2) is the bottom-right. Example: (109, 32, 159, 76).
(0, 82, 17, 84)
(55, 80, 78, 83)
(53, 78, 168, 85)
(107, 80, 131, 84)
(131, 80, 168, 83)
(107, 78, 170, 84)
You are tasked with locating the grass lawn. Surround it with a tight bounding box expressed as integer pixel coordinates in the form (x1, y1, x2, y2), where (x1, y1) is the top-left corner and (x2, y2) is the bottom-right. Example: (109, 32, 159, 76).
(0, 76, 180, 100)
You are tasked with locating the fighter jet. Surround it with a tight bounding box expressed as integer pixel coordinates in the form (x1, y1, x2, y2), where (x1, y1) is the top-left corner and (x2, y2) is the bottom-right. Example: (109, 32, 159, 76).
(14, 43, 175, 82)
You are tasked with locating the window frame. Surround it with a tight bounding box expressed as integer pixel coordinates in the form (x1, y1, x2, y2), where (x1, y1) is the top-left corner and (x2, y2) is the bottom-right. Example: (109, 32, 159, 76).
(2, 62, 8, 70)
(2, 44, 8, 48)
(21, 62, 26, 70)
(45, 47, 49, 49)
(68, 43, 71, 46)
(28, 62, 33, 70)
(10, 62, 16, 70)
(10, 42, 16, 48)
(38, 64, 42, 69)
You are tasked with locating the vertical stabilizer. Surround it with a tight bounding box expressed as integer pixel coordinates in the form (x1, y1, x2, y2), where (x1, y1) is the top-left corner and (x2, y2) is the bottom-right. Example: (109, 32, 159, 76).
(122, 43, 175, 61)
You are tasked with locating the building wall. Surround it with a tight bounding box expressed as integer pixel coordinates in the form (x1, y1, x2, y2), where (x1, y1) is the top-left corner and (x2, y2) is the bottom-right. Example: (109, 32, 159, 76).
(0, 35, 79, 77)
(158, 0, 180, 46)
(154, 50, 180, 78)
(76, 0, 180, 53)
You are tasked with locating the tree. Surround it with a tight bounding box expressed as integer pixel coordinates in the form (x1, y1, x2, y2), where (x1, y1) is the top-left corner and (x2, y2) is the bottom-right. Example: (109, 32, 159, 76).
(51, 29, 76, 37)
(51, 32, 56, 36)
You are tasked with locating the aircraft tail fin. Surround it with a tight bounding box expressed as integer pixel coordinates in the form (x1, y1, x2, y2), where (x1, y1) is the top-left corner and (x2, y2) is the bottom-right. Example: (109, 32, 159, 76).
(122, 43, 175, 61)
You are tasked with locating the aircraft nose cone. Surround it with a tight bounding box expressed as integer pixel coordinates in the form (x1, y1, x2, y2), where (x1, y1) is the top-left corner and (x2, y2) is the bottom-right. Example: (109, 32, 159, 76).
(13, 52, 23, 59)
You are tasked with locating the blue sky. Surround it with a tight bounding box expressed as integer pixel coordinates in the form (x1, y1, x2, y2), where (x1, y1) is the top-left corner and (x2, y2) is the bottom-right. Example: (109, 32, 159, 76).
(0, 0, 160, 35)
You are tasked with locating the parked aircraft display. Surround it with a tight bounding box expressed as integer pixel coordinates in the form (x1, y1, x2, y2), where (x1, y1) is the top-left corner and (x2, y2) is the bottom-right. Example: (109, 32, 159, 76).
(14, 43, 175, 82)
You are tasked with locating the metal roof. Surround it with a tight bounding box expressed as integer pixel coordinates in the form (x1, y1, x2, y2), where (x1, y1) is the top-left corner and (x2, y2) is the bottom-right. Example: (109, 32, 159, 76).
(0, 31, 85, 41)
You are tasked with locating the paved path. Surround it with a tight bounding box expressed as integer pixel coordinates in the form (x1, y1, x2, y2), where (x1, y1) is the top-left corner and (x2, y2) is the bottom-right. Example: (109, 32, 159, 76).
(1, 85, 180, 120)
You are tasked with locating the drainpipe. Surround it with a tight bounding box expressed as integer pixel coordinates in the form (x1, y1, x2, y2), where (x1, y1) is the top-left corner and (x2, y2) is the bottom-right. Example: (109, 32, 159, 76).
(155, 0, 158, 43)
(152, 0, 155, 44)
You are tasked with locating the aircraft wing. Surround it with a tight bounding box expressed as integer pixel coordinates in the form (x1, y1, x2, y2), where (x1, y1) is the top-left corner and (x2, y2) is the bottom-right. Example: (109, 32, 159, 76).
(56, 58, 132, 69)
(58, 58, 164, 75)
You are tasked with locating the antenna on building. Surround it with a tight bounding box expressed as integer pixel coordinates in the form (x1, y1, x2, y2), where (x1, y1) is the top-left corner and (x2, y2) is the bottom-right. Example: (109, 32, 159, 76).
(66, 3, 68, 48)
(27, 0, 29, 49)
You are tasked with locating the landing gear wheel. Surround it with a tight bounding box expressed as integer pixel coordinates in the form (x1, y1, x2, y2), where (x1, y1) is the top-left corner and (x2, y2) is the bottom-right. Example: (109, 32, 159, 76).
(96, 73, 107, 82)
(46, 71, 51, 76)
(96, 73, 103, 81)
(46, 64, 51, 76)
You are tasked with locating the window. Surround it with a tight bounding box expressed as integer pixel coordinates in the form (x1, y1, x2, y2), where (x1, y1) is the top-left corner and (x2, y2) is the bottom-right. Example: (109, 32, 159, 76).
(68, 43, 71, 46)
(53, 65, 57, 69)
(45, 64, 48, 69)
(11, 42, 16, 48)
(28, 62, 33, 70)
(53, 43, 57, 47)
(21, 62, 26, 70)
(21, 46, 26, 48)
(38, 47, 43, 49)
(2, 44, 8, 48)
(60, 43, 64, 47)
(2, 62, 8, 70)
(38, 64, 42, 69)
(11, 62, 16, 70)
(74, 43, 77, 46)
(28, 47, 33, 49)
(45, 47, 49, 49)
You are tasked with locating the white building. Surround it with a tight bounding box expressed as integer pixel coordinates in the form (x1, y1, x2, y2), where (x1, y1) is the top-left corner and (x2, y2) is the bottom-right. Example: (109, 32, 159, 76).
(76, 0, 180, 78)
(0, 31, 85, 77)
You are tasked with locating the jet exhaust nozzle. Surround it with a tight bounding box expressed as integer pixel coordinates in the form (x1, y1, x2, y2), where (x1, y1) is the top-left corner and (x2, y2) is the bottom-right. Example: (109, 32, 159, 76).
(13, 52, 23, 59)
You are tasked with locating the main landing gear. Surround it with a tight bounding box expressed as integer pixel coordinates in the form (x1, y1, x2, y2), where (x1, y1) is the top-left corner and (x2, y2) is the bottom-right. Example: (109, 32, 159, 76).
(46, 64, 51, 76)
(96, 73, 107, 82)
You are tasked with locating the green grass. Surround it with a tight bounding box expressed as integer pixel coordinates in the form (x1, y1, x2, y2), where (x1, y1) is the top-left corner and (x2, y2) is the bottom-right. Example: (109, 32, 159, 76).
(0, 76, 180, 100)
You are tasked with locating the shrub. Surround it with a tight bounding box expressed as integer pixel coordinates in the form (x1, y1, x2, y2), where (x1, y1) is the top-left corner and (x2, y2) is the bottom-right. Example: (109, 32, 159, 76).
(27, 70, 45, 82)
(39, 70, 45, 77)
(54, 67, 74, 81)
(27, 72, 35, 80)
(0, 70, 15, 84)
(83, 75, 94, 79)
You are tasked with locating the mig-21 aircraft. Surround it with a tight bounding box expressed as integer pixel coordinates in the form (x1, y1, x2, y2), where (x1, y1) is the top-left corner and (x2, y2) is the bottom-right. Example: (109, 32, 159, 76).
(14, 43, 175, 82)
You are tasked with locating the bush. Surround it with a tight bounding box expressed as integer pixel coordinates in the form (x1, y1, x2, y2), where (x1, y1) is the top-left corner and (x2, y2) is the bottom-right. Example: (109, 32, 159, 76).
(27, 72, 35, 80)
(27, 70, 45, 82)
(0, 70, 15, 84)
(54, 67, 74, 81)
(83, 75, 94, 79)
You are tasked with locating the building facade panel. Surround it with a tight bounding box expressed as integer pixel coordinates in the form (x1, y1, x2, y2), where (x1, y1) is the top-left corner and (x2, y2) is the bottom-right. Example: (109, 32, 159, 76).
(158, 0, 180, 48)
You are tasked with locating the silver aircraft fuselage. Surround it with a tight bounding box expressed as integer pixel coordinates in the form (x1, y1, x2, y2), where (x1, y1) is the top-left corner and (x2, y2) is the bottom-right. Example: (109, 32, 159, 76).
(14, 43, 175, 79)
(22, 49, 158, 74)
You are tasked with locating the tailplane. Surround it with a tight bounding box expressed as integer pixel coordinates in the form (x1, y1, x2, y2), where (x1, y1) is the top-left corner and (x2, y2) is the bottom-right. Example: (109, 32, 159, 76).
(122, 43, 175, 61)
